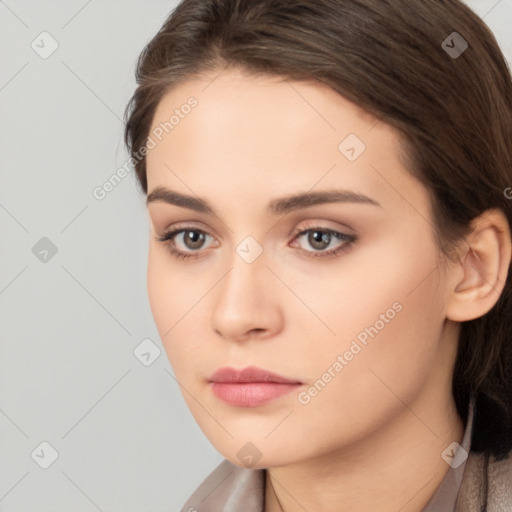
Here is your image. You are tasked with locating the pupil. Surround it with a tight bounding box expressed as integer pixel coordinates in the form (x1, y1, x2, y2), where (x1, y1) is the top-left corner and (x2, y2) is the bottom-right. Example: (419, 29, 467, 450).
(310, 230, 329, 249)
(186, 231, 204, 249)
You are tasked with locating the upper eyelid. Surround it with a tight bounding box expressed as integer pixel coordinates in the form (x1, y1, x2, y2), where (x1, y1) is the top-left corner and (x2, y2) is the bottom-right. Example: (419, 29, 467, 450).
(163, 225, 353, 248)
(162, 223, 352, 238)
(162, 218, 355, 235)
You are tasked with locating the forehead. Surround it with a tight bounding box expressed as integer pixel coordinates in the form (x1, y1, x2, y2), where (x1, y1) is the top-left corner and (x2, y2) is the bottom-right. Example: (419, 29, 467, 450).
(145, 68, 427, 220)
(149, 68, 381, 144)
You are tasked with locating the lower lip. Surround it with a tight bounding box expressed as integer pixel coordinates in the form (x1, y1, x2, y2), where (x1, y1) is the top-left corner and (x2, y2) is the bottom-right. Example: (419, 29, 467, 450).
(210, 382, 302, 407)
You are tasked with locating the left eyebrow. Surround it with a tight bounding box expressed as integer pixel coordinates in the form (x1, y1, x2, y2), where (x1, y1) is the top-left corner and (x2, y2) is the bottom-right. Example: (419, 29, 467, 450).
(146, 185, 382, 215)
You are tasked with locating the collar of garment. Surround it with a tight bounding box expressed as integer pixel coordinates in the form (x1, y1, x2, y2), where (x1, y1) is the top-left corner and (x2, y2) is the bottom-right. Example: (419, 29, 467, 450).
(181, 397, 476, 512)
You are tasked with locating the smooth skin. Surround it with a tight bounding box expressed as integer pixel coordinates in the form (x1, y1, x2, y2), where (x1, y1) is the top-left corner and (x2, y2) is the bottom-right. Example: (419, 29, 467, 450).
(144, 67, 511, 512)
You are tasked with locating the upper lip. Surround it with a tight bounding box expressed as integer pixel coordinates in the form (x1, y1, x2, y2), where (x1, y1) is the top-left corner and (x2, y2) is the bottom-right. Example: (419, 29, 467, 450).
(208, 365, 302, 384)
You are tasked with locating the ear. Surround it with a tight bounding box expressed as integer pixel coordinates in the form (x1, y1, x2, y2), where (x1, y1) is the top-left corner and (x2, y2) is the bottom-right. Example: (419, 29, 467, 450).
(445, 208, 512, 322)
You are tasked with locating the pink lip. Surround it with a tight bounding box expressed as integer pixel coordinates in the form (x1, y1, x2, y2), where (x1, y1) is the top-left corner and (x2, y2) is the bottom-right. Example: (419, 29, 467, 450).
(208, 366, 302, 407)
(208, 365, 302, 384)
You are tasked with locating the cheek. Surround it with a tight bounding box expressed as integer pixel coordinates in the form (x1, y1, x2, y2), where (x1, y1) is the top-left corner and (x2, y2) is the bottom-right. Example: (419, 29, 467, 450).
(147, 245, 208, 372)
(291, 228, 443, 371)
(281, 228, 439, 345)
(147, 245, 170, 332)
(293, 239, 446, 417)
(147, 243, 198, 324)
(147, 246, 185, 353)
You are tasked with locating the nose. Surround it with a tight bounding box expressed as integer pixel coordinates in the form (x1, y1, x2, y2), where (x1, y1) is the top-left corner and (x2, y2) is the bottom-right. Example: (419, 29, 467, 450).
(210, 249, 284, 342)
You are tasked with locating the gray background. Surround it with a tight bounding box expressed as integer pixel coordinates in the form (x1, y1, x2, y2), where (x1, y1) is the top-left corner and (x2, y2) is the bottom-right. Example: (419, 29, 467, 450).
(1, 1, 511, 511)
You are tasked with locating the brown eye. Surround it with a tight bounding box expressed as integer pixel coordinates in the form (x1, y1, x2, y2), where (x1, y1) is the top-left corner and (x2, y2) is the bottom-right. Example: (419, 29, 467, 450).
(307, 230, 333, 250)
(181, 230, 207, 250)
(155, 227, 214, 260)
(291, 227, 356, 259)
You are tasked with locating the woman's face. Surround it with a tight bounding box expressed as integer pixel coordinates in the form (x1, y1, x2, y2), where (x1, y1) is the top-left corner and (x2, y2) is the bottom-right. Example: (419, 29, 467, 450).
(145, 68, 458, 468)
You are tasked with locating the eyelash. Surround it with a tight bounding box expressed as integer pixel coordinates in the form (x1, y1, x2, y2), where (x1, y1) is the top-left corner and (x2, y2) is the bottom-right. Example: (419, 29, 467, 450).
(155, 225, 356, 261)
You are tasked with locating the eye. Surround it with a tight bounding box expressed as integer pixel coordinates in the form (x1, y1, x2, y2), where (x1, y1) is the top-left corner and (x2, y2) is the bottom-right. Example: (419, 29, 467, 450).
(155, 224, 357, 261)
(290, 227, 356, 259)
(155, 227, 214, 260)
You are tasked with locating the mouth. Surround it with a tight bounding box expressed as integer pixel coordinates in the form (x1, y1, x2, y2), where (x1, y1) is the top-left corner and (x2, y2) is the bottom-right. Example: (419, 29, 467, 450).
(207, 366, 303, 407)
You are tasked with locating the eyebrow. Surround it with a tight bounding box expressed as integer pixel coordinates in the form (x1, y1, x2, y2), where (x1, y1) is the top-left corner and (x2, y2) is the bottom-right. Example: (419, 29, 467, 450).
(146, 185, 382, 215)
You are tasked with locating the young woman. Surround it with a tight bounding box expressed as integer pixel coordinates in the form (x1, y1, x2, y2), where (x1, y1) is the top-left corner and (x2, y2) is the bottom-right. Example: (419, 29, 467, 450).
(124, 0, 512, 510)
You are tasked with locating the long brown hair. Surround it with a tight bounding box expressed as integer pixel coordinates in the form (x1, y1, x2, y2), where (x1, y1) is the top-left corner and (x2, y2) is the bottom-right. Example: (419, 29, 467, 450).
(124, 0, 512, 463)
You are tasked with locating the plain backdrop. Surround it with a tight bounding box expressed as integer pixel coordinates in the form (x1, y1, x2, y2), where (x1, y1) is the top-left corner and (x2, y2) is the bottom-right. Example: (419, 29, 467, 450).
(1, 1, 511, 510)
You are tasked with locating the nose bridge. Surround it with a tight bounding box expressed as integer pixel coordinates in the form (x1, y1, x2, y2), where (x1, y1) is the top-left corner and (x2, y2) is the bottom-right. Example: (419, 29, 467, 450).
(218, 240, 268, 306)
(210, 238, 281, 339)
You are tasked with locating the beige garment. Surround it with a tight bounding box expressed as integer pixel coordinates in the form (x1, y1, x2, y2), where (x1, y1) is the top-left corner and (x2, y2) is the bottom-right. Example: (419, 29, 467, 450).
(181, 398, 512, 511)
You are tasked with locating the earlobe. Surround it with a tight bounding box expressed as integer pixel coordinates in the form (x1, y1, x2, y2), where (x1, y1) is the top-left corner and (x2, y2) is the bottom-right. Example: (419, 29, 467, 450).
(445, 208, 512, 322)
